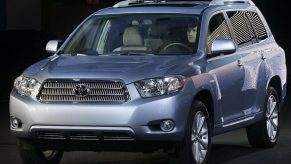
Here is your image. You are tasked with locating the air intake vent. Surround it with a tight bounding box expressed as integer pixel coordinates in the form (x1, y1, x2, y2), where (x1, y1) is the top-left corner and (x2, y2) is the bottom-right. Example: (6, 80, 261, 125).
(35, 131, 134, 141)
(37, 79, 130, 103)
(70, 132, 100, 141)
(103, 132, 134, 141)
(37, 131, 65, 140)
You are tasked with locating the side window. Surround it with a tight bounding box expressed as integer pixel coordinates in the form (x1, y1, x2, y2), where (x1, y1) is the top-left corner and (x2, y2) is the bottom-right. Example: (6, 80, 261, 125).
(246, 11, 268, 42)
(227, 11, 253, 48)
(207, 13, 232, 53)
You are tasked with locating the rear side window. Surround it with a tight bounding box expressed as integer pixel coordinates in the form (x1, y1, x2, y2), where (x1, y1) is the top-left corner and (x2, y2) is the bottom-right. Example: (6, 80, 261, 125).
(246, 11, 268, 42)
(227, 11, 253, 48)
(207, 13, 232, 52)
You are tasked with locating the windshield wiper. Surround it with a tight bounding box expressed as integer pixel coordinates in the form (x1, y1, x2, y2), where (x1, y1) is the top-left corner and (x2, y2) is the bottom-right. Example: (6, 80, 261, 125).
(71, 52, 88, 56)
(118, 52, 155, 56)
(71, 49, 100, 56)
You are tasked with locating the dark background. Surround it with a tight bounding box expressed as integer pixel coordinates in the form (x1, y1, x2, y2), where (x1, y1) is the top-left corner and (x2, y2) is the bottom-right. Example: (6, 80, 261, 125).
(0, 0, 290, 100)
(0, 0, 121, 100)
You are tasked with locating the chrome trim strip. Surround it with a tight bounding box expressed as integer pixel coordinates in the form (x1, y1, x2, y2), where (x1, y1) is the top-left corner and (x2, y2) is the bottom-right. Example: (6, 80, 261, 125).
(30, 126, 135, 134)
(222, 116, 255, 128)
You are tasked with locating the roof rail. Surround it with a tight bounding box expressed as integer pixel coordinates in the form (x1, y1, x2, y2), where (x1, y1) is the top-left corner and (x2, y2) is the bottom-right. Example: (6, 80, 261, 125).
(113, 0, 209, 7)
(113, 0, 254, 7)
(113, 0, 156, 7)
(209, 0, 254, 5)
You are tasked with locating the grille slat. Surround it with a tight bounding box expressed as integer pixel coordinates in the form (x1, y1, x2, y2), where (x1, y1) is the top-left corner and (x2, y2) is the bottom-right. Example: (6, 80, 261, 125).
(43, 82, 124, 89)
(41, 88, 126, 96)
(70, 132, 100, 141)
(38, 80, 130, 103)
(37, 131, 65, 140)
(103, 132, 134, 141)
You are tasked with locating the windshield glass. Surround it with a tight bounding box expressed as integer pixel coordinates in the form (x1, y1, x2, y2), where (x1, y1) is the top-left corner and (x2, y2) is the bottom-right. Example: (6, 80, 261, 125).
(62, 14, 200, 56)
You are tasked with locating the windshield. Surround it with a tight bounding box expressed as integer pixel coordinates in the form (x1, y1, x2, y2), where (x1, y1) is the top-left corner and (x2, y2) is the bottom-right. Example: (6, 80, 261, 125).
(62, 14, 200, 56)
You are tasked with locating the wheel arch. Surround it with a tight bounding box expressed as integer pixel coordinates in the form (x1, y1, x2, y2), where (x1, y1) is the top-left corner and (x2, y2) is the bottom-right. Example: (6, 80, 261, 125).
(268, 75, 282, 104)
(194, 90, 214, 130)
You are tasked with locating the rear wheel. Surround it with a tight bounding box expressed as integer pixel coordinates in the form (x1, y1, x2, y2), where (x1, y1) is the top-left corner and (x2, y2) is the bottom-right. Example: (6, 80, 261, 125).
(18, 139, 63, 164)
(170, 100, 211, 164)
(246, 86, 280, 148)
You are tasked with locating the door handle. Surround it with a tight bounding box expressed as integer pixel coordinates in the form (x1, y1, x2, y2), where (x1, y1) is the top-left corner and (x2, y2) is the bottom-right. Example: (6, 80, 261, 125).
(260, 49, 271, 60)
(237, 60, 243, 67)
(264, 49, 272, 53)
(261, 53, 266, 60)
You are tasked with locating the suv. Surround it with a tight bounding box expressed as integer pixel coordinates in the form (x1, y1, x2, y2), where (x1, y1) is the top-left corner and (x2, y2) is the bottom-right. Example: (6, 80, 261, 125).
(10, 0, 287, 163)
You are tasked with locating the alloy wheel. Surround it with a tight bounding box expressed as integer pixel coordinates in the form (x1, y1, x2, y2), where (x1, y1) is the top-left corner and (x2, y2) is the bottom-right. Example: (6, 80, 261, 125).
(191, 111, 209, 163)
(266, 95, 279, 142)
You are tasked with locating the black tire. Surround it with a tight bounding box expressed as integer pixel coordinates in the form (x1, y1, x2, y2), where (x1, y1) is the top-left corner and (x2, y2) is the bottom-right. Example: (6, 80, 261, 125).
(169, 100, 211, 164)
(246, 86, 280, 148)
(18, 139, 63, 164)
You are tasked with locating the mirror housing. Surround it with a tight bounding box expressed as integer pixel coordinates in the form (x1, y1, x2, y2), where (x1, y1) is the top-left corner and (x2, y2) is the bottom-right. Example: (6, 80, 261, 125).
(208, 39, 236, 58)
(46, 40, 61, 54)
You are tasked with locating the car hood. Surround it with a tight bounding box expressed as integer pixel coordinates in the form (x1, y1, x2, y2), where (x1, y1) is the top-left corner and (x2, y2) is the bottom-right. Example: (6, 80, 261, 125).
(30, 55, 192, 84)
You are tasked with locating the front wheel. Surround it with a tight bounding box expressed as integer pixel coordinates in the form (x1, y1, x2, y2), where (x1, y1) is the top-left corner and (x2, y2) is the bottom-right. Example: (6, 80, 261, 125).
(170, 100, 211, 164)
(246, 86, 280, 148)
(18, 139, 63, 164)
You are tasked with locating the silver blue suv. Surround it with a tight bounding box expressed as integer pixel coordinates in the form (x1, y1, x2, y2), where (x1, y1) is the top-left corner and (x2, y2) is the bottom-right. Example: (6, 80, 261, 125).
(10, 0, 287, 163)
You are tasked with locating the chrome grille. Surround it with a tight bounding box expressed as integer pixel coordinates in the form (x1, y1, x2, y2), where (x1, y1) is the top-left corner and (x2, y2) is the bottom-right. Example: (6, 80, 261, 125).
(38, 80, 130, 103)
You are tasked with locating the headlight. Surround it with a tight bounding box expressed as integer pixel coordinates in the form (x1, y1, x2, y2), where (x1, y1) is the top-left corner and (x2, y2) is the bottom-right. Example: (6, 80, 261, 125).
(13, 76, 37, 96)
(134, 76, 185, 98)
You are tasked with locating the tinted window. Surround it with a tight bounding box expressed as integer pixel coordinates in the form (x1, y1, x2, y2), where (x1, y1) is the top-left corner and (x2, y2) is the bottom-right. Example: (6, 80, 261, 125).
(207, 13, 232, 52)
(227, 11, 253, 47)
(246, 11, 268, 42)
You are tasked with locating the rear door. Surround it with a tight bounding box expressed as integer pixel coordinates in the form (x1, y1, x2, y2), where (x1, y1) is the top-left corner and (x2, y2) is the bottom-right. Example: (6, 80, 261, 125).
(226, 10, 268, 116)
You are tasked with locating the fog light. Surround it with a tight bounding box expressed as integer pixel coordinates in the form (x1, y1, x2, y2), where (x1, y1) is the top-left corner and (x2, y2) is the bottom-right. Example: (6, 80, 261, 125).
(11, 117, 21, 129)
(160, 120, 175, 132)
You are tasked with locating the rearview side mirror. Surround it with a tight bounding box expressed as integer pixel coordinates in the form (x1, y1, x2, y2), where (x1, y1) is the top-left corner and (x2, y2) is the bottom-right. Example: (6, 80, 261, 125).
(208, 39, 236, 58)
(46, 40, 62, 54)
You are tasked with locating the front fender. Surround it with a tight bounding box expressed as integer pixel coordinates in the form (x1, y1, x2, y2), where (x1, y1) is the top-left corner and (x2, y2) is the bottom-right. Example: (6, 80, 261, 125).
(191, 73, 222, 126)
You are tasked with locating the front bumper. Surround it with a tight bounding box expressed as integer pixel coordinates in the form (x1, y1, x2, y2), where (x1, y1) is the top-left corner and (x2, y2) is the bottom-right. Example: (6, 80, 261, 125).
(10, 83, 194, 142)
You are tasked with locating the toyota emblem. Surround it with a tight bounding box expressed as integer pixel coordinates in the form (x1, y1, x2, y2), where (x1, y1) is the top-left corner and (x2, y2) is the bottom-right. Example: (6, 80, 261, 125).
(73, 84, 90, 97)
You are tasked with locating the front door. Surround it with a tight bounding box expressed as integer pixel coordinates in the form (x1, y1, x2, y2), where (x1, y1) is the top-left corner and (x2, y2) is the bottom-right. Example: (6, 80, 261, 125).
(207, 54, 245, 123)
(205, 12, 245, 124)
